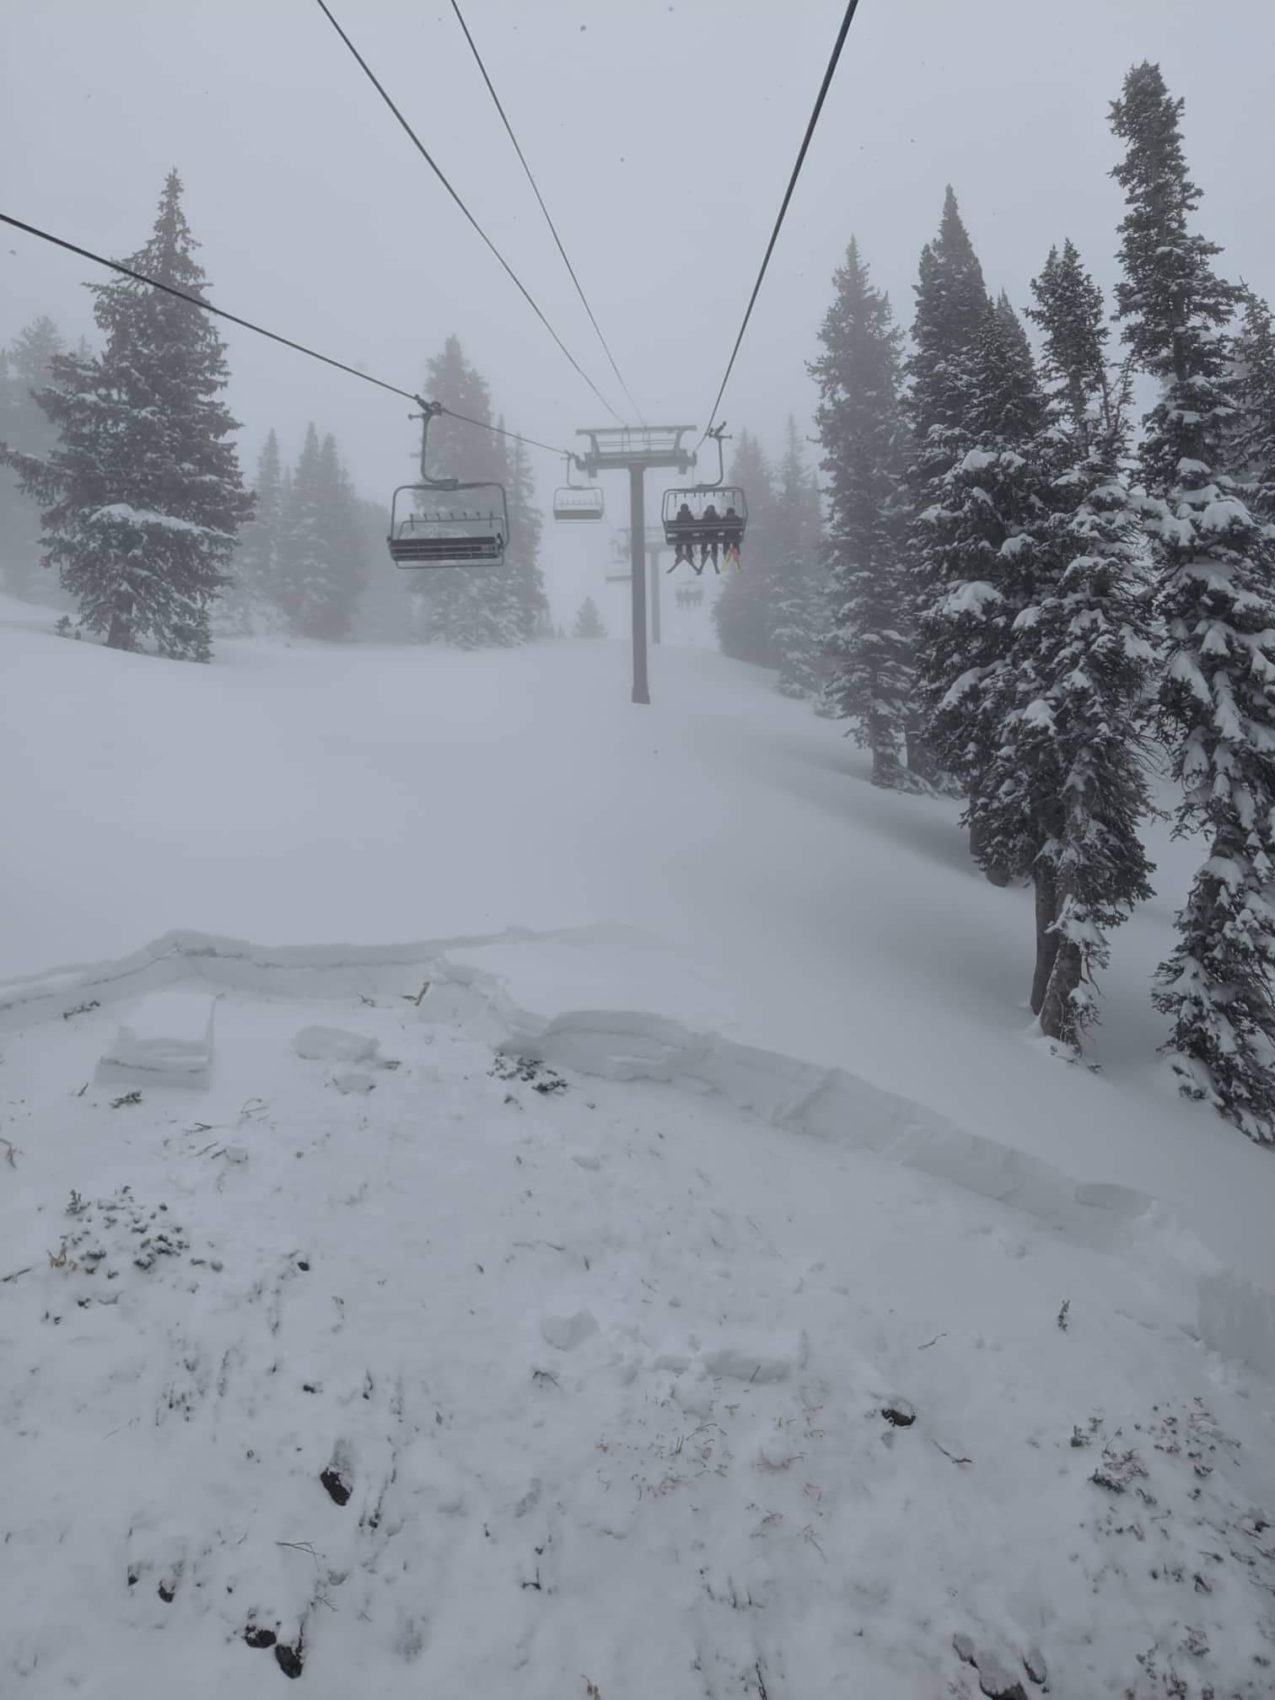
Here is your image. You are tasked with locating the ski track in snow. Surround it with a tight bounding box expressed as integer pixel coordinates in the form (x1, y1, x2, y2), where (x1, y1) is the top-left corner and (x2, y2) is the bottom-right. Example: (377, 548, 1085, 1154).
(2, 968, 1274, 1699)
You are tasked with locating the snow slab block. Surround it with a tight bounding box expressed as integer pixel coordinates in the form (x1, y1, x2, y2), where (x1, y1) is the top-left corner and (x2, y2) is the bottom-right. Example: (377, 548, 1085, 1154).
(94, 989, 215, 1088)
(292, 1025, 380, 1065)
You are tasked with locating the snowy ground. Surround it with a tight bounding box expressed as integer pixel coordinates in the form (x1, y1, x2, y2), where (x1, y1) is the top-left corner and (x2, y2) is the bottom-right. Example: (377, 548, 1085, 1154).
(2, 595, 1275, 1695)
(2, 595, 1272, 1292)
(2, 962, 1274, 1698)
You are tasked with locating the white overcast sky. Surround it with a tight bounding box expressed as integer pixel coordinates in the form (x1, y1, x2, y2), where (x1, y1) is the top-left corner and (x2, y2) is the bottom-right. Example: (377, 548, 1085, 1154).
(4, 0, 1274, 502)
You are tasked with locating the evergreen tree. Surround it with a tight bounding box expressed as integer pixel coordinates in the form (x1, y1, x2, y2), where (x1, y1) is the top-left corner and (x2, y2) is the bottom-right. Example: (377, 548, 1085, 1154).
(914, 284, 1050, 883)
(770, 417, 826, 698)
(503, 429, 549, 641)
(979, 240, 1157, 1044)
(712, 430, 781, 665)
(572, 595, 606, 638)
(0, 173, 251, 657)
(275, 427, 366, 640)
(229, 428, 284, 630)
(1111, 63, 1275, 1140)
(1226, 289, 1275, 517)
(906, 187, 994, 782)
(276, 425, 327, 633)
(0, 316, 66, 596)
(810, 238, 916, 784)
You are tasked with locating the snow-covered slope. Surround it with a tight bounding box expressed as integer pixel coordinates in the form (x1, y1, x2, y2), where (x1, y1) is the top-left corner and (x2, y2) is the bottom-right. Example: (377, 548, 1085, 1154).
(1, 597, 1270, 1291)
(2, 600, 1275, 1696)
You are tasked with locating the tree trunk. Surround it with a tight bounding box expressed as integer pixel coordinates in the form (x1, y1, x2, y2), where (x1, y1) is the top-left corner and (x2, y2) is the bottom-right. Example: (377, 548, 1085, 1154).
(904, 723, 938, 786)
(1040, 937, 1083, 1045)
(871, 746, 905, 789)
(1030, 863, 1060, 1016)
(870, 712, 907, 790)
(969, 810, 1012, 887)
(106, 611, 133, 651)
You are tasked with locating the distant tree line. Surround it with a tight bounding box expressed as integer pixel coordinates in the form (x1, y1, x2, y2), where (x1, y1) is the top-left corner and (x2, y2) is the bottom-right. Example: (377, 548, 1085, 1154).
(718, 62, 1275, 1144)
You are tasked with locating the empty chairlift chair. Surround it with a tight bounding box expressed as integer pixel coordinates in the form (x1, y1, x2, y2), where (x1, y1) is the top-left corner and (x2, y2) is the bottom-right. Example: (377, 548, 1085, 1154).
(386, 399, 511, 569)
(552, 484, 604, 523)
(388, 485, 509, 567)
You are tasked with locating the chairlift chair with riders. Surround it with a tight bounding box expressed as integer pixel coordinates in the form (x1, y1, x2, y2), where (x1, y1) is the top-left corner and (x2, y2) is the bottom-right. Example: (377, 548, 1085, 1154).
(387, 399, 510, 569)
(552, 458, 604, 523)
(661, 425, 747, 574)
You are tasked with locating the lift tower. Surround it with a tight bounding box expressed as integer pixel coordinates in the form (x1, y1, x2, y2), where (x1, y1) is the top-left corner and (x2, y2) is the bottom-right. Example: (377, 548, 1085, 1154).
(575, 426, 695, 705)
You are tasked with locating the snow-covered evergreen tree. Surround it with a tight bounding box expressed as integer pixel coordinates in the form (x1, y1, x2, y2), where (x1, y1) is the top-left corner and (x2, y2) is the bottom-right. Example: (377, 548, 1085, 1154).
(0, 173, 251, 658)
(810, 238, 916, 784)
(914, 283, 1050, 883)
(978, 239, 1157, 1044)
(572, 595, 606, 638)
(275, 425, 326, 634)
(498, 424, 548, 643)
(1111, 62, 1275, 1140)
(906, 187, 994, 784)
(1226, 289, 1275, 517)
(0, 316, 65, 597)
(712, 430, 781, 666)
(228, 428, 284, 630)
(275, 426, 366, 640)
(771, 417, 826, 698)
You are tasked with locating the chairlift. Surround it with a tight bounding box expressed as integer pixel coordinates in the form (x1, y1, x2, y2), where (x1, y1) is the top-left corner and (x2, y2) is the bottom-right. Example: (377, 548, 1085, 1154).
(552, 459, 604, 522)
(387, 400, 509, 569)
(675, 583, 705, 609)
(661, 426, 747, 574)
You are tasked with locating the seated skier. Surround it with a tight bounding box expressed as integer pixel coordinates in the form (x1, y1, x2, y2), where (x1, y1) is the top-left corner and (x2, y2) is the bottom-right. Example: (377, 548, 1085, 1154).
(699, 502, 721, 573)
(672, 500, 700, 572)
(722, 503, 743, 569)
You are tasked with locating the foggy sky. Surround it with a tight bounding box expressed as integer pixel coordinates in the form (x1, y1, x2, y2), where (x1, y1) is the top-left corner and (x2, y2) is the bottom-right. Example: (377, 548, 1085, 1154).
(5, 0, 1274, 511)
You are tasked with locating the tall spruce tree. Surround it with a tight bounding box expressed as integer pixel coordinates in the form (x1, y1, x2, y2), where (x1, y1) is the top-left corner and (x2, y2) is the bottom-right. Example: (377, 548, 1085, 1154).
(276, 425, 327, 633)
(712, 430, 781, 666)
(770, 416, 826, 698)
(499, 422, 548, 643)
(914, 279, 1050, 884)
(1111, 63, 1275, 1140)
(0, 173, 251, 657)
(906, 187, 994, 783)
(0, 316, 66, 596)
(231, 428, 284, 629)
(275, 426, 366, 640)
(810, 238, 916, 784)
(979, 241, 1157, 1044)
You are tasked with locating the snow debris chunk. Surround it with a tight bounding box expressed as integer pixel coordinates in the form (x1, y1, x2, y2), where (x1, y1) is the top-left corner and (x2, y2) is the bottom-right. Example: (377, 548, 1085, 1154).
(95, 990, 216, 1088)
(881, 1397, 917, 1428)
(974, 1651, 1029, 1700)
(292, 1025, 380, 1065)
(332, 1070, 376, 1095)
(702, 1342, 799, 1383)
(539, 1309, 599, 1351)
(673, 1379, 714, 1419)
(755, 1435, 803, 1471)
